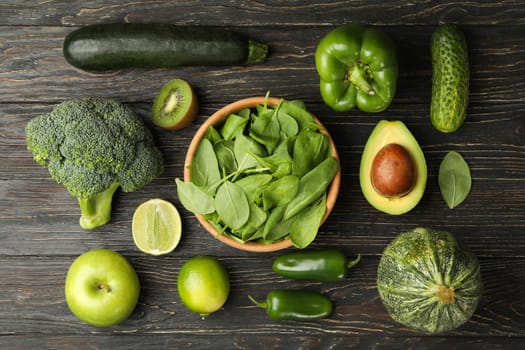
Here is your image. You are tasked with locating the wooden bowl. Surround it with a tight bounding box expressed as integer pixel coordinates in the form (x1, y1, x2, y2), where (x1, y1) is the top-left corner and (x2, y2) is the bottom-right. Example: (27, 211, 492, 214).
(183, 97, 341, 252)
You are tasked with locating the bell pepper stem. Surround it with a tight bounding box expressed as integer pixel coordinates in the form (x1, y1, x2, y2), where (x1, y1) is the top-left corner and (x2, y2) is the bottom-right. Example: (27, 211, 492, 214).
(348, 65, 375, 95)
(347, 254, 362, 269)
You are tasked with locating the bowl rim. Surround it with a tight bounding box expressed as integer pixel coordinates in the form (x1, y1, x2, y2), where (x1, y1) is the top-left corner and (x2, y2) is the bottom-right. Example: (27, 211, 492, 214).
(183, 96, 341, 252)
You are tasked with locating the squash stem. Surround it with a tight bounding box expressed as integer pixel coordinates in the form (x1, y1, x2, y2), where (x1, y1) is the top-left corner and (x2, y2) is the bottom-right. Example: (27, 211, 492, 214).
(246, 40, 269, 64)
(434, 285, 455, 304)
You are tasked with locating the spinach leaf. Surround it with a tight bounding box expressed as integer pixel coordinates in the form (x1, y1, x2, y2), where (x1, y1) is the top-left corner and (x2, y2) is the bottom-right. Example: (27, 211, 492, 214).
(262, 175, 299, 211)
(234, 174, 272, 202)
(277, 110, 299, 138)
(238, 108, 251, 118)
(250, 141, 292, 178)
(214, 181, 250, 229)
(214, 140, 237, 175)
(236, 202, 267, 241)
(262, 205, 286, 240)
(234, 133, 267, 173)
(204, 125, 223, 144)
(284, 156, 338, 221)
(280, 100, 320, 131)
(263, 214, 293, 243)
(290, 194, 327, 249)
(293, 128, 331, 178)
(249, 108, 281, 153)
(439, 151, 472, 209)
(175, 178, 215, 214)
(221, 113, 248, 141)
(190, 138, 221, 188)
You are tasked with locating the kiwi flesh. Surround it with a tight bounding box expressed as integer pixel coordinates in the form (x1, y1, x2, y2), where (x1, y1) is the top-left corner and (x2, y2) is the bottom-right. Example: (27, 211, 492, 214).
(152, 79, 198, 130)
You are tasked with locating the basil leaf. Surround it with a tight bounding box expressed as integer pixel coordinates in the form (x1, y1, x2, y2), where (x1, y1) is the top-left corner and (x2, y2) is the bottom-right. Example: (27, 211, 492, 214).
(190, 138, 221, 188)
(175, 178, 215, 214)
(290, 194, 327, 249)
(439, 151, 472, 209)
(214, 181, 250, 229)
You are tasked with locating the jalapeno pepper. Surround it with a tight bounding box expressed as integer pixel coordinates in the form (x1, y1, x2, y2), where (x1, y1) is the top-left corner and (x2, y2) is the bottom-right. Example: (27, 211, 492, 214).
(248, 290, 332, 321)
(272, 249, 361, 282)
(315, 24, 398, 113)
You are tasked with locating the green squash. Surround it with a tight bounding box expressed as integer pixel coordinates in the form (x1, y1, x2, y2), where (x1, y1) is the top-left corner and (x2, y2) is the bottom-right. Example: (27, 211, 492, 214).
(377, 227, 482, 334)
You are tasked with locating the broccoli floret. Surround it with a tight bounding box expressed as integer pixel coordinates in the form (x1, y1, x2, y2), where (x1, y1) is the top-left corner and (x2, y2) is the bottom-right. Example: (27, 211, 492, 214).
(26, 97, 164, 229)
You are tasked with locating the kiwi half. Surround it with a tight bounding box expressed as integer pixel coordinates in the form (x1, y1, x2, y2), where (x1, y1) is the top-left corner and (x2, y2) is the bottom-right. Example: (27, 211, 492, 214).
(152, 79, 198, 130)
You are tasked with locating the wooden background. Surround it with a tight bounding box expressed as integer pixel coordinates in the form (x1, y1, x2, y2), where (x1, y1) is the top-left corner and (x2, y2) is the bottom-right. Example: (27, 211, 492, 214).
(1, 1, 524, 349)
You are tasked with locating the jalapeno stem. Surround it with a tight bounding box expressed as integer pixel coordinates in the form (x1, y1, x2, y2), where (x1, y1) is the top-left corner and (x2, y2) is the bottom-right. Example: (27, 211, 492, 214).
(248, 295, 267, 309)
(347, 254, 362, 269)
(347, 64, 375, 95)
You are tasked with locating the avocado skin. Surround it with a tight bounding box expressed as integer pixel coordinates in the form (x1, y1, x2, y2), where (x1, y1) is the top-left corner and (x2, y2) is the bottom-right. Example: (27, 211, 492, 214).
(430, 24, 469, 133)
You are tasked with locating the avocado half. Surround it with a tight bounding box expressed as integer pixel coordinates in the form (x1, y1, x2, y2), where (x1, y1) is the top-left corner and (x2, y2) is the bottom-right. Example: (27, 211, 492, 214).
(359, 120, 427, 215)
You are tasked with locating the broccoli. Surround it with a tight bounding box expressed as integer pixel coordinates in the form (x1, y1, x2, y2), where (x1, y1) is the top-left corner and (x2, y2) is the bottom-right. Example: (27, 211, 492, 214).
(25, 97, 164, 229)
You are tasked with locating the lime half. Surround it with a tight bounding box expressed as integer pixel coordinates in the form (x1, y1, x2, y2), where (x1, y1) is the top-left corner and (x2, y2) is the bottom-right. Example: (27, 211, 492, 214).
(132, 198, 182, 256)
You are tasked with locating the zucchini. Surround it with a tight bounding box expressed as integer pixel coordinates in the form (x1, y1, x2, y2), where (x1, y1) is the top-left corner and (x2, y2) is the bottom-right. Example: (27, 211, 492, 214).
(63, 23, 268, 71)
(430, 24, 469, 132)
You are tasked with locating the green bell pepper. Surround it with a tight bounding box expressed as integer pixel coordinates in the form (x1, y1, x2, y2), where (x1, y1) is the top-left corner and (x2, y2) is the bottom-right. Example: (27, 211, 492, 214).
(315, 24, 398, 113)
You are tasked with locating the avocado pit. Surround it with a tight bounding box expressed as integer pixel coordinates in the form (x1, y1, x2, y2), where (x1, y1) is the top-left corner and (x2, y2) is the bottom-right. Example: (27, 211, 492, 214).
(371, 143, 416, 198)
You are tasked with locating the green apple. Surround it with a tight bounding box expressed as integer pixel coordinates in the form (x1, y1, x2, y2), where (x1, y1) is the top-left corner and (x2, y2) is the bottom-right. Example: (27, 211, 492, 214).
(65, 249, 140, 327)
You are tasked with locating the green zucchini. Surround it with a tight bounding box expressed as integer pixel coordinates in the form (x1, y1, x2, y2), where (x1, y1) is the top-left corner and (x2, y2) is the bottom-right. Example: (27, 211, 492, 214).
(63, 23, 268, 71)
(430, 24, 469, 132)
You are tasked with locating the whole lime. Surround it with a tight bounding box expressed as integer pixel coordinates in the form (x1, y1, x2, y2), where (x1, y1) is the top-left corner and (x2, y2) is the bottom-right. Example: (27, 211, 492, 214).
(177, 256, 230, 319)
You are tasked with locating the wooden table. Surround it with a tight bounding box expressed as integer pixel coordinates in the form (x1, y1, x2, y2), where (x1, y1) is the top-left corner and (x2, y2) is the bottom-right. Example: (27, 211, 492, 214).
(1, 1, 524, 348)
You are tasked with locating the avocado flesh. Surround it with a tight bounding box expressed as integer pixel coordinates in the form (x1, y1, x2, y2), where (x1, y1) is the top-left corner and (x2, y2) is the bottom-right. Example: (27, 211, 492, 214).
(359, 120, 427, 215)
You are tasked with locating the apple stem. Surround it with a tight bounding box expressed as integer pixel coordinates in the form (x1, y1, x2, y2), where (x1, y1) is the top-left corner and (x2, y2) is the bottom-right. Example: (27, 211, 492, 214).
(98, 283, 112, 293)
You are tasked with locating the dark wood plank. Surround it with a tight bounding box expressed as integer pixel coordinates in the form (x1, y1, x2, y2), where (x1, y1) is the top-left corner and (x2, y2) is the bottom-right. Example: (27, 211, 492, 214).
(1, 0, 525, 26)
(0, 255, 524, 339)
(2, 334, 524, 350)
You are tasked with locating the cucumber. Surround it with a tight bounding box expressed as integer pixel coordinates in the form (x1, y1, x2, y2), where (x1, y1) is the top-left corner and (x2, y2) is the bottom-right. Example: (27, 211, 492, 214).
(430, 24, 469, 133)
(63, 23, 268, 71)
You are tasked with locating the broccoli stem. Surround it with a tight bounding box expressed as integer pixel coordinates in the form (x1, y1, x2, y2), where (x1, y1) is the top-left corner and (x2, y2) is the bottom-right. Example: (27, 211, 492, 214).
(78, 180, 120, 230)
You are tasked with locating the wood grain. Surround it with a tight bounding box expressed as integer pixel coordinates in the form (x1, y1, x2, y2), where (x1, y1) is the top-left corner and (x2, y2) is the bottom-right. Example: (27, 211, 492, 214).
(1, 0, 524, 348)
(0, 256, 524, 336)
(1, 0, 525, 26)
